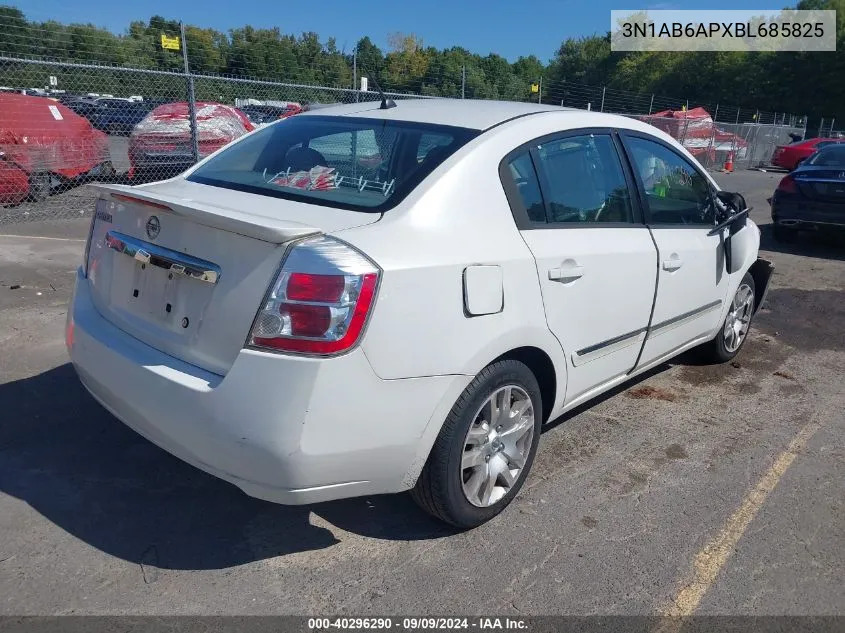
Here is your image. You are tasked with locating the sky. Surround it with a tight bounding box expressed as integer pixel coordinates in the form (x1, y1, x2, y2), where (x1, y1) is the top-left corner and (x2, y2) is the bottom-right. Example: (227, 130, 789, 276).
(17, 0, 785, 62)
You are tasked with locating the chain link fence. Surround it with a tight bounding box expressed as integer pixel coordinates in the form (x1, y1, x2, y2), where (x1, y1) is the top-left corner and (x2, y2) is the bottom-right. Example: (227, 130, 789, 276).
(0, 12, 812, 224)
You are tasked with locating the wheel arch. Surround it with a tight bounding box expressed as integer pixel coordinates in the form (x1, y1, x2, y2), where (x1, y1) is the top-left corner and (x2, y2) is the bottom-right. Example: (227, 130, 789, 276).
(489, 346, 557, 424)
(401, 341, 564, 491)
(748, 257, 775, 314)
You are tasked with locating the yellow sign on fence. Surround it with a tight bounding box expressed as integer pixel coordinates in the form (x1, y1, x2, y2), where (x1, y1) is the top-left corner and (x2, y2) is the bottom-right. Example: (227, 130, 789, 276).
(161, 34, 180, 51)
(530, 83, 539, 93)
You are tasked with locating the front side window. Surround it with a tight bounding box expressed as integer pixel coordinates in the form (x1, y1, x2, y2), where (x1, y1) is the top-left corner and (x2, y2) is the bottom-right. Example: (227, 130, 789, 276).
(625, 136, 715, 225)
(187, 115, 479, 212)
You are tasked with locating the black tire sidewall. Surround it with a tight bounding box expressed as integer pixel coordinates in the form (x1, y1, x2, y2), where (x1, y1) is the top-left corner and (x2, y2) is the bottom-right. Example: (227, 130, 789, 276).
(29, 172, 51, 202)
(440, 360, 543, 528)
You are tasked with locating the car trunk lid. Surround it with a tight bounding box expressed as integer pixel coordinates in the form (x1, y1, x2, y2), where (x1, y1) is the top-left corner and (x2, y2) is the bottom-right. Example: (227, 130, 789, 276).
(794, 169, 845, 202)
(85, 180, 380, 375)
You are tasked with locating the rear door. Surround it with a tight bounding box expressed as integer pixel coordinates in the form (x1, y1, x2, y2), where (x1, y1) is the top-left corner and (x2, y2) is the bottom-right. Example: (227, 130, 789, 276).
(502, 130, 658, 405)
(619, 132, 729, 367)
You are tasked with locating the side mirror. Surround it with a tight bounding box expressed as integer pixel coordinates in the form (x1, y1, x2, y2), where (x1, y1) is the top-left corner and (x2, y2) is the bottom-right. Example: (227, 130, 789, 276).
(714, 190, 748, 229)
(710, 191, 752, 274)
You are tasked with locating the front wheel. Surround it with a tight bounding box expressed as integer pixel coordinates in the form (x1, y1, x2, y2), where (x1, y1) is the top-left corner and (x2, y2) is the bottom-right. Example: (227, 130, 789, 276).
(28, 171, 51, 202)
(411, 360, 542, 528)
(699, 272, 756, 363)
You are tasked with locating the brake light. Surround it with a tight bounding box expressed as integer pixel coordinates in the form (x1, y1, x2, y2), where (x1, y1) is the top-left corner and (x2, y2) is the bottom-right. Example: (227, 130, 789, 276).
(111, 193, 172, 211)
(776, 174, 797, 194)
(286, 273, 346, 302)
(248, 236, 380, 355)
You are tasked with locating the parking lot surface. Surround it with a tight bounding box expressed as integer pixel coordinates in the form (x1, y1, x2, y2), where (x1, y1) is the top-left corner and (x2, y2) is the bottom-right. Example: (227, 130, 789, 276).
(0, 170, 843, 615)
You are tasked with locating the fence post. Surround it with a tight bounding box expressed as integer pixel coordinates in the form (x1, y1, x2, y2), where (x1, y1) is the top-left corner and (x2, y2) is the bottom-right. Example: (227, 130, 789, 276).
(818, 118, 824, 136)
(830, 118, 836, 135)
(461, 65, 466, 99)
(648, 94, 654, 115)
(713, 103, 719, 122)
(180, 22, 199, 165)
(600, 86, 606, 112)
(736, 109, 740, 124)
(352, 48, 358, 102)
(538, 77, 542, 104)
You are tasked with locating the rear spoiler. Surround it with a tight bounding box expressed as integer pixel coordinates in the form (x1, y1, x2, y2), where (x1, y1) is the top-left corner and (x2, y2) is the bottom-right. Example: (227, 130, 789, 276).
(88, 183, 321, 244)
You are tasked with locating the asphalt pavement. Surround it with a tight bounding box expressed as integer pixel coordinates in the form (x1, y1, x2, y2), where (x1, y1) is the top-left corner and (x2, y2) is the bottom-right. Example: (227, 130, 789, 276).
(0, 170, 843, 616)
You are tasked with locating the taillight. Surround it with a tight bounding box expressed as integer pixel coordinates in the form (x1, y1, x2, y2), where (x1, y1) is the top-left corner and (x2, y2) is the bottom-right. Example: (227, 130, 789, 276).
(776, 174, 797, 194)
(247, 235, 380, 356)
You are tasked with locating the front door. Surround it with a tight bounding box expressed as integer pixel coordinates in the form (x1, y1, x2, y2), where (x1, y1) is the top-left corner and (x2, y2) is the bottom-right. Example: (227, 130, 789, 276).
(620, 133, 730, 368)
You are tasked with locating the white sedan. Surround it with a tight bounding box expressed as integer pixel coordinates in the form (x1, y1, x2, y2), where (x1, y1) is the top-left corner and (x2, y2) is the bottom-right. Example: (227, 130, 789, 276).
(68, 99, 773, 528)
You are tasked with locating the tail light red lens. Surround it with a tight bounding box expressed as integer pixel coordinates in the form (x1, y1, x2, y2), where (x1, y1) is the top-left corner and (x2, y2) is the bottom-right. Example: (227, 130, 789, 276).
(285, 303, 332, 338)
(248, 236, 380, 356)
(776, 174, 797, 194)
(286, 273, 346, 302)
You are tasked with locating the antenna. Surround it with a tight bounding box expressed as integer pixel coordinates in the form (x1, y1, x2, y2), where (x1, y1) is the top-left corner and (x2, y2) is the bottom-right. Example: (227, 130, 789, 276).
(361, 68, 396, 110)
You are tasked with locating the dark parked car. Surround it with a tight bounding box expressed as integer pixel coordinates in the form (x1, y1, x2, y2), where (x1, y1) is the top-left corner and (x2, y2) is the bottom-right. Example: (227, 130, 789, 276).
(771, 144, 845, 242)
(64, 98, 102, 121)
(240, 104, 302, 125)
(91, 99, 150, 134)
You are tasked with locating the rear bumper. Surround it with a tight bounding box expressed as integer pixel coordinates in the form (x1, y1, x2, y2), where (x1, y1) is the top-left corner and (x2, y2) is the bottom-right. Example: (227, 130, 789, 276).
(67, 269, 468, 504)
(772, 198, 845, 229)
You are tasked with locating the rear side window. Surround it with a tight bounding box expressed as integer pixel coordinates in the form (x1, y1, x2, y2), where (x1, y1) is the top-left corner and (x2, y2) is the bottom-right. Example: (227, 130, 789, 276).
(533, 134, 634, 224)
(187, 115, 479, 212)
(505, 152, 545, 223)
(808, 145, 845, 166)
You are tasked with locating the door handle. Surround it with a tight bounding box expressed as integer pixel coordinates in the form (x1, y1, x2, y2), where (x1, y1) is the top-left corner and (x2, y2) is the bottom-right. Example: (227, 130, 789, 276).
(662, 257, 683, 272)
(549, 265, 584, 282)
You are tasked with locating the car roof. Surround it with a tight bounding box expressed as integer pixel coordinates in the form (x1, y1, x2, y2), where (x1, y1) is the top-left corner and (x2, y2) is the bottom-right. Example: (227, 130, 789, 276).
(298, 98, 574, 130)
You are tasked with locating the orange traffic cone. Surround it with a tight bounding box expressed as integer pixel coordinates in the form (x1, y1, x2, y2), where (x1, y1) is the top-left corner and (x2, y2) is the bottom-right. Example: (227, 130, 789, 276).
(723, 151, 734, 173)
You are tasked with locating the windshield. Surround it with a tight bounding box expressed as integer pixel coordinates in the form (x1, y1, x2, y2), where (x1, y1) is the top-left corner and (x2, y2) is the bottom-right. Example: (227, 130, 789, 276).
(807, 145, 845, 166)
(186, 115, 479, 212)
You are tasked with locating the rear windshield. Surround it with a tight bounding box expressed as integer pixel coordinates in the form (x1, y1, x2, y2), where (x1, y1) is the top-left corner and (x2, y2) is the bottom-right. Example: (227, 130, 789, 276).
(807, 145, 845, 166)
(187, 115, 479, 212)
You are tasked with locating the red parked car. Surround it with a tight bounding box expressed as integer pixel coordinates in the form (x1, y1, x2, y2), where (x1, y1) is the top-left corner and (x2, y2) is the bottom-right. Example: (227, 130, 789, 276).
(128, 102, 254, 181)
(0, 93, 111, 205)
(771, 137, 845, 170)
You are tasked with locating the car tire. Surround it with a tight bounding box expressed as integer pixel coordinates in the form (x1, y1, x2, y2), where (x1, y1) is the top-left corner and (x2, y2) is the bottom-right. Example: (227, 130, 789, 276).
(772, 224, 797, 243)
(411, 359, 543, 529)
(699, 272, 756, 364)
(28, 172, 51, 202)
(98, 161, 116, 182)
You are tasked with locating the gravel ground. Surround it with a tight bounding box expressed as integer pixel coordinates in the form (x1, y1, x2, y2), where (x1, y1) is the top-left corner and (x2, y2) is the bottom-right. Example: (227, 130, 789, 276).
(0, 169, 842, 616)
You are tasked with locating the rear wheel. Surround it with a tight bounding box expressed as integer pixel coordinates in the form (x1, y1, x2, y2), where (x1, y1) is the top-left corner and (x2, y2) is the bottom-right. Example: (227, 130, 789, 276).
(411, 360, 542, 528)
(28, 172, 51, 202)
(699, 272, 756, 363)
(772, 224, 797, 243)
(98, 161, 116, 182)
